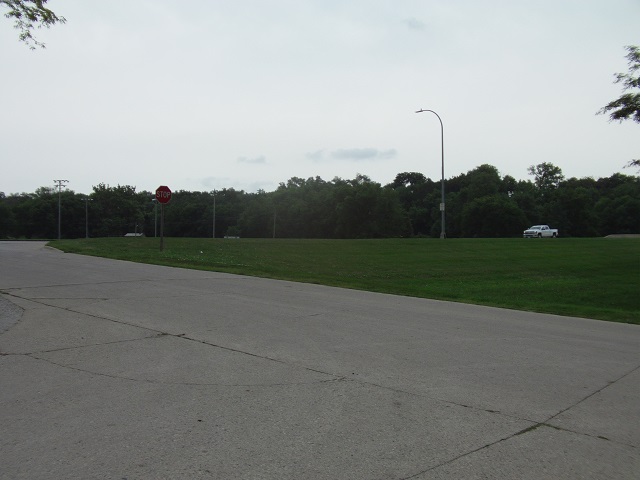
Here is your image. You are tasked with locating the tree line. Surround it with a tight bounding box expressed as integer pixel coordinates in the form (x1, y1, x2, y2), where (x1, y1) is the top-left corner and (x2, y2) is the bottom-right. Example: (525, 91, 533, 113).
(1, 163, 638, 239)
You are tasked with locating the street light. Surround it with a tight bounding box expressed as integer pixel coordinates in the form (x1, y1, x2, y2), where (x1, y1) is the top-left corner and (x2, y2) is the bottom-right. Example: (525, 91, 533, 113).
(54, 179, 69, 240)
(415, 109, 446, 238)
(212, 190, 216, 239)
(81, 195, 93, 238)
(151, 198, 158, 237)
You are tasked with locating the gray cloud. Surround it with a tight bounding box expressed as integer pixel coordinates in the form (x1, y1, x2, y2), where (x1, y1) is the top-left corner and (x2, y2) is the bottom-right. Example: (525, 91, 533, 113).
(377, 149, 398, 160)
(403, 17, 426, 31)
(200, 176, 233, 189)
(237, 155, 267, 164)
(330, 148, 397, 161)
(306, 149, 325, 162)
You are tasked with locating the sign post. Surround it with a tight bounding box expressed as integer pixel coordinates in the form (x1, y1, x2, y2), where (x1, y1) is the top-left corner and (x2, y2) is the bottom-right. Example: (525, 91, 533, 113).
(155, 186, 172, 251)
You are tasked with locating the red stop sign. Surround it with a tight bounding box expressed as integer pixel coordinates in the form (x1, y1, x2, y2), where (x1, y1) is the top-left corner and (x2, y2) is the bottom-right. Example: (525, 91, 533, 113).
(155, 185, 172, 204)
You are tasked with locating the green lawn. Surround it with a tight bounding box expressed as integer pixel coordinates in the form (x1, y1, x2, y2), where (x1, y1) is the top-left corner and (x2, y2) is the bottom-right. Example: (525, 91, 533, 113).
(49, 237, 640, 324)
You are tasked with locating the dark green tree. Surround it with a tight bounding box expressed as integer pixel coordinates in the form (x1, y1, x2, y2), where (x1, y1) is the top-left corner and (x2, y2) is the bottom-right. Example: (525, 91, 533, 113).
(388, 172, 435, 236)
(509, 179, 538, 226)
(90, 184, 147, 237)
(1, 0, 66, 49)
(0, 192, 15, 238)
(13, 187, 57, 238)
(164, 191, 213, 237)
(598, 45, 640, 170)
(549, 179, 599, 237)
(238, 190, 275, 238)
(461, 195, 528, 237)
(594, 174, 640, 234)
(528, 162, 565, 193)
(5, 186, 82, 239)
(442, 165, 511, 237)
(599, 46, 640, 123)
(272, 177, 334, 238)
(333, 175, 410, 238)
(211, 188, 245, 238)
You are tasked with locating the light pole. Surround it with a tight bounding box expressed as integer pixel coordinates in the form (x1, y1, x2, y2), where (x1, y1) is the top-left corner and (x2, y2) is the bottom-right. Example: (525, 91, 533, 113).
(151, 198, 158, 237)
(82, 195, 93, 238)
(212, 190, 216, 239)
(415, 109, 446, 238)
(54, 179, 69, 240)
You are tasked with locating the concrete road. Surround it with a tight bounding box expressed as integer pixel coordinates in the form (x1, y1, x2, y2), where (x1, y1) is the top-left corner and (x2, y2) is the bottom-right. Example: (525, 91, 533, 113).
(1, 241, 638, 479)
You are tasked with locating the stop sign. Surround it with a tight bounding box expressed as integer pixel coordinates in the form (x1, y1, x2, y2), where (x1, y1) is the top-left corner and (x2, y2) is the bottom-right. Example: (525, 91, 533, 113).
(155, 185, 172, 204)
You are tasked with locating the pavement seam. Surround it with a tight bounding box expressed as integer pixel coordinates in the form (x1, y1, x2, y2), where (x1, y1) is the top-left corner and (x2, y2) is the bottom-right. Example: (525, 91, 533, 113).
(3, 291, 349, 383)
(2, 290, 172, 334)
(400, 365, 640, 478)
(5, 287, 639, 472)
(402, 419, 637, 480)
(0, 275, 234, 293)
(176, 333, 347, 379)
(9, 290, 637, 442)
(28, 355, 346, 387)
(4, 321, 346, 387)
(23, 334, 163, 354)
(540, 362, 640, 449)
(544, 363, 640, 425)
(400, 421, 574, 479)
(1, 290, 346, 386)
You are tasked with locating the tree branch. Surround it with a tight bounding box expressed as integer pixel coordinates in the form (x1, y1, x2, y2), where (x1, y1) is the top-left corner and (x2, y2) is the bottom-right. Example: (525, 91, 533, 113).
(1, 0, 66, 49)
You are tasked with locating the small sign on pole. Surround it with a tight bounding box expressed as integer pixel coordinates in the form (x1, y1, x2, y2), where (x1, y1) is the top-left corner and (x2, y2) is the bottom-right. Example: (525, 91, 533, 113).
(155, 186, 172, 251)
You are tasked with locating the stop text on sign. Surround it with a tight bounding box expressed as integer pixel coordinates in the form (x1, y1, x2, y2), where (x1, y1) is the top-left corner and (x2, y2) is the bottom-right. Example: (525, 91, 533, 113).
(155, 185, 172, 204)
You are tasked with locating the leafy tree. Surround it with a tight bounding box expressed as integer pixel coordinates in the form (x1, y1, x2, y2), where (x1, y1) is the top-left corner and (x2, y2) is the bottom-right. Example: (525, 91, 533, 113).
(388, 172, 435, 236)
(461, 195, 527, 237)
(1, 0, 66, 49)
(16, 187, 57, 238)
(528, 162, 564, 192)
(272, 177, 334, 238)
(551, 181, 599, 237)
(442, 165, 508, 237)
(599, 46, 640, 123)
(90, 184, 147, 237)
(501, 175, 518, 197)
(0, 192, 15, 238)
(598, 45, 640, 170)
(333, 175, 409, 238)
(1, 167, 637, 239)
(510, 179, 538, 226)
(5, 186, 82, 238)
(595, 196, 640, 235)
(238, 191, 274, 238)
(594, 174, 640, 234)
(164, 191, 213, 237)
(461, 164, 502, 201)
(211, 188, 244, 238)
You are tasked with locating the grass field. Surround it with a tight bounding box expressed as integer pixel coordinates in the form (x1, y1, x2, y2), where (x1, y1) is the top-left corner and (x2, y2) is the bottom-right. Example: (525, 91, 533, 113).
(49, 237, 640, 324)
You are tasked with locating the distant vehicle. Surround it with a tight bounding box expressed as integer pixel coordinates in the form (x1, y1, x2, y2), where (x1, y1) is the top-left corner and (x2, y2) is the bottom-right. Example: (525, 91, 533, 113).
(523, 225, 558, 238)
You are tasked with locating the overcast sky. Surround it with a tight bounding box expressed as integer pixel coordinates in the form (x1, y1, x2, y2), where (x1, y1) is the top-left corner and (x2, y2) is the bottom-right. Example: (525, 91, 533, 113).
(1, 0, 638, 195)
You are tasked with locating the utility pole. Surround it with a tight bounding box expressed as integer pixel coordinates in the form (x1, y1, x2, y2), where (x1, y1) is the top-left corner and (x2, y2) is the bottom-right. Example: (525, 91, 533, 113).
(54, 179, 69, 240)
(152, 198, 158, 237)
(415, 109, 446, 238)
(82, 196, 93, 238)
(212, 190, 216, 239)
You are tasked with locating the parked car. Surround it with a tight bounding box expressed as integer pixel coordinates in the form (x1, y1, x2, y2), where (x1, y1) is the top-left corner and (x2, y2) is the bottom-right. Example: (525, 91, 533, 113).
(523, 225, 558, 238)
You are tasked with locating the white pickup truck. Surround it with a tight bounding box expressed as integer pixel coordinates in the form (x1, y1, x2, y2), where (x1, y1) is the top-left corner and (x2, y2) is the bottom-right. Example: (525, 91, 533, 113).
(523, 225, 558, 238)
